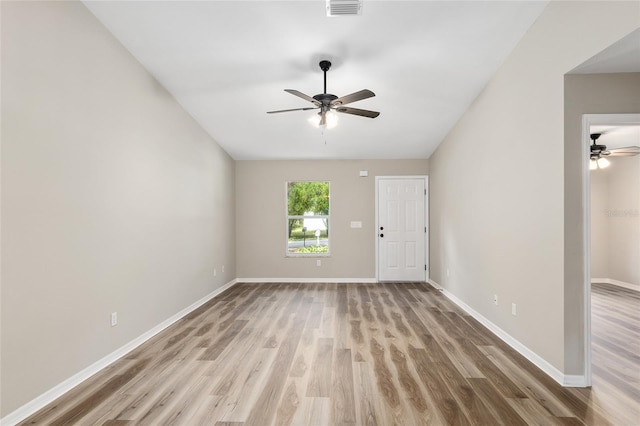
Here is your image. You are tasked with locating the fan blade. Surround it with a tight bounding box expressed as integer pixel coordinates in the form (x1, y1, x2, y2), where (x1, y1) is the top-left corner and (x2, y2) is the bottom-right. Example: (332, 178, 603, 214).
(606, 146, 640, 156)
(607, 152, 640, 157)
(612, 146, 640, 152)
(334, 106, 380, 118)
(267, 107, 319, 114)
(284, 89, 321, 105)
(332, 89, 375, 106)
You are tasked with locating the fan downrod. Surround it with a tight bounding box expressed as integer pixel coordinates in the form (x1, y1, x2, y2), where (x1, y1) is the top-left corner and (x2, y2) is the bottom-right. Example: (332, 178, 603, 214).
(319, 60, 332, 94)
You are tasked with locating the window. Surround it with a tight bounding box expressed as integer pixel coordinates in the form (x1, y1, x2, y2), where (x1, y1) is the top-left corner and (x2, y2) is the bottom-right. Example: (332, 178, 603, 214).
(286, 181, 330, 256)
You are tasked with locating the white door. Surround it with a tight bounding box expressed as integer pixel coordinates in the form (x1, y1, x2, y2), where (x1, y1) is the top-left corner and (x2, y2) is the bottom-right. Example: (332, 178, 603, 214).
(377, 177, 428, 282)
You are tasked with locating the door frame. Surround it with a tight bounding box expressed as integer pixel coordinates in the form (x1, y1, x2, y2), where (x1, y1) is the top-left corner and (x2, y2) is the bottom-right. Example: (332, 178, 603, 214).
(375, 175, 429, 283)
(581, 113, 640, 387)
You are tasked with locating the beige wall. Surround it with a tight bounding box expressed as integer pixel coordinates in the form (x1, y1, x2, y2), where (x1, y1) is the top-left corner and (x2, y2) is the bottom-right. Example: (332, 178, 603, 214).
(1, 1, 235, 416)
(606, 156, 640, 285)
(590, 155, 640, 285)
(429, 2, 639, 377)
(236, 160, 428, 280)
(565, 72, 640, 374)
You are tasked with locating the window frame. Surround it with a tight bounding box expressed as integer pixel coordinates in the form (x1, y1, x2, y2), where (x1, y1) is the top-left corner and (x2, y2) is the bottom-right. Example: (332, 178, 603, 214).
(285, 180, 330, 257)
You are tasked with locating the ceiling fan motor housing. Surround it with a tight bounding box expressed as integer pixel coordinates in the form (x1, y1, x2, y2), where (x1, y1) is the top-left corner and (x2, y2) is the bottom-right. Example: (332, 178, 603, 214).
(313, 93, 338, 102)
(313, 93, 338, 114)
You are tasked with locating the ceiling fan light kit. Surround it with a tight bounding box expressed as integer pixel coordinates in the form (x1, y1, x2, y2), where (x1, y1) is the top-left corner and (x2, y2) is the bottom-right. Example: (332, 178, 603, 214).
(590, 157, 610, 170)
(589, 132, 640, 170)
(309, 110, 338, 129)
(267, 60, 379, 129)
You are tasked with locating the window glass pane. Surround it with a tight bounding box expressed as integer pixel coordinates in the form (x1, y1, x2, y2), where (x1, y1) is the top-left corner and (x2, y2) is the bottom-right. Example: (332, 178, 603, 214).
(287, 218, 329, 254)
(286, 181, 329, 256)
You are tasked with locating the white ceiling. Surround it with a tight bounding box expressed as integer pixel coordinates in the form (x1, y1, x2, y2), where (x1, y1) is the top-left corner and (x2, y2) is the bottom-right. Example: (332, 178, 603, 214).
(571, 27, 640, 74)
(84, 1, 549, 160)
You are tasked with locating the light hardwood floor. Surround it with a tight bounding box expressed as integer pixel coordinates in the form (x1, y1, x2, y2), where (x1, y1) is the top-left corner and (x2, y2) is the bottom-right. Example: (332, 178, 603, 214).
(590, 282, 640, 425)
(19, 282, 638, 425)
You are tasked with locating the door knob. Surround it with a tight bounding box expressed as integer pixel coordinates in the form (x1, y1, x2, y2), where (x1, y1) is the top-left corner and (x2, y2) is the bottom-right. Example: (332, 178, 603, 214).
(380, 226, 384, 230)
(379, 233, 384, 238)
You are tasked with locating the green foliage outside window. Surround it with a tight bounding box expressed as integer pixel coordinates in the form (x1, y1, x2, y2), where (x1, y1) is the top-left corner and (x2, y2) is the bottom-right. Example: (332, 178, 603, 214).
(287, 181, 329, 216)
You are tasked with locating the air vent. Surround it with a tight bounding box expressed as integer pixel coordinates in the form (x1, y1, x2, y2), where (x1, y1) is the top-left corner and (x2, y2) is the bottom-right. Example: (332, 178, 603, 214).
(326, 0, 363, 17)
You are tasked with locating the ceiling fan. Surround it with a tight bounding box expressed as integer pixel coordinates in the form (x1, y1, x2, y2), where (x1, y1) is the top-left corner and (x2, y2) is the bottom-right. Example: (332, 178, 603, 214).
(590, 132, 640, 169)
(267, 60, 380, 127)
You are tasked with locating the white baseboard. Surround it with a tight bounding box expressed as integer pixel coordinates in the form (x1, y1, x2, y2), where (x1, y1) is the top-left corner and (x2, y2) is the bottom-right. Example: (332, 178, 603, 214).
(237, 277, 377, 283)
(563, 374, 589, 387)
(427, 279, 583, 388)
(0, 279, 238, 426)
(591, 278, 640, 292)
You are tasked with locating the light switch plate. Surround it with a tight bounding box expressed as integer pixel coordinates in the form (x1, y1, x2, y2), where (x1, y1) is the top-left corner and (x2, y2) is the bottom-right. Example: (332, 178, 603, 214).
(350, 221, 362, 228)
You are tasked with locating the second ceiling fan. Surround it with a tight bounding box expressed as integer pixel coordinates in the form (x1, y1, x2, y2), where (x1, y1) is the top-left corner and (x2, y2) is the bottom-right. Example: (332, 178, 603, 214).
(590, 132, 640, 169)
(267, 60, 380, 127)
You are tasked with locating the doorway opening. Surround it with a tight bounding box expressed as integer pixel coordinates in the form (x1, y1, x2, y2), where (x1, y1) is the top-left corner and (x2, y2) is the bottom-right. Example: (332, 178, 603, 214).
(582, 113, 640, 389)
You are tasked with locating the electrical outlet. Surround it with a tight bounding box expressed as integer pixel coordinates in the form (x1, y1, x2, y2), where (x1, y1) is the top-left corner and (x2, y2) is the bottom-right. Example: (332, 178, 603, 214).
(111, 312, 118, 327)
(493, 294, 498, 306)
(222, 265, 225, 273)
(512, 303, 517, 316)
(214, 269, 217, 277)
(446, 268, 450, 277)
(316, 259, 321, 266)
